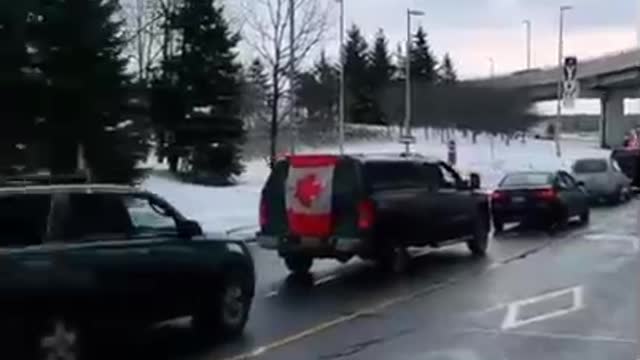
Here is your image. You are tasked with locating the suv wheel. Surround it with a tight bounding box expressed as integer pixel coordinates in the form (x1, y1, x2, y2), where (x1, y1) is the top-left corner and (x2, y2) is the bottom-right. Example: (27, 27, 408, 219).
(377, 244, 410, 274)
(579, 208, 590, 225)
(37, 317, 83, 360)
(284, 255, 313, 274)
(193, 271, 251, 338)
(467, 218, 489, 257)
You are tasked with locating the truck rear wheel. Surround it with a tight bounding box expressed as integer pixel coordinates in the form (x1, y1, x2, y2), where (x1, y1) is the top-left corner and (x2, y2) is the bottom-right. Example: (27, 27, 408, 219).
(467, 218, 489, 257)
(376, 244, 410, 274)
(284, 255, 313, 274)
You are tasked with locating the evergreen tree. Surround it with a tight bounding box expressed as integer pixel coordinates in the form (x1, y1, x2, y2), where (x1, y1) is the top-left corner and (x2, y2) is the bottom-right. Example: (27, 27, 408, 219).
(343, 25, 374, 124)
(242, 58, 271, 130)
(296, 52, 338, 131)
(161, 0, 245, 181)
(28, 0, 141, 182)
(393, 42, 406, 80)
(410, 26, 438, 84)
(438, 53, 457, 84)
(368, 29, 394, 125)
(0, 0, 39, 173)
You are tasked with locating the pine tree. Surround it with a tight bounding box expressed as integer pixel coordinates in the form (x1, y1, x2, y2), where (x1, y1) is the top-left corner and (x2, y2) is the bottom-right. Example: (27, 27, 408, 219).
(163, 0, 245, 182)
(410, 26, 438, 84)
(438, 53, 457, 84)
(343, 25, 373, 124)
(28, 0, 141, 182)
(296, 52, 338, 131)
(368, 29, 394, 125)
(0, 0, 39, 173)
(243, 58, 271, 130)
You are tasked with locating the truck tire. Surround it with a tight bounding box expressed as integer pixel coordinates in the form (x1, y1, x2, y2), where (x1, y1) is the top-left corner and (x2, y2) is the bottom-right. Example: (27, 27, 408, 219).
(193, 271, 252, 338)
(284, 255, 313, 275)
(493, 219, 504, 234)
(376, 244, 410, 274)
(467, 218, 489, 257)
(579, 208, 590, 225)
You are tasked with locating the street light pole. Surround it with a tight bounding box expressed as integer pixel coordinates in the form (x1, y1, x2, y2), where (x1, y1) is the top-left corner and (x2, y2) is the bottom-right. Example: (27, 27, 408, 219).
(523, 20, 532, 69)
(338, 0, 345, 154)
(488, 57, 495, 77)
(289, 0, 297, 154)
(555, 6, 572, 158)
(404, 9, 424, 153)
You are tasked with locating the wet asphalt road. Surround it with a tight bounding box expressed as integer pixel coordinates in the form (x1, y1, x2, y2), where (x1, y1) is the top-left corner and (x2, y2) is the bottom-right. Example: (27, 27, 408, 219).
(103, 198, 638, 360)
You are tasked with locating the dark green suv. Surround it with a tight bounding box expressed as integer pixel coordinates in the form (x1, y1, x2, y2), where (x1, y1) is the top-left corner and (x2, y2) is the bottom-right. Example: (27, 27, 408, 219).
(0, 182, 255, 359)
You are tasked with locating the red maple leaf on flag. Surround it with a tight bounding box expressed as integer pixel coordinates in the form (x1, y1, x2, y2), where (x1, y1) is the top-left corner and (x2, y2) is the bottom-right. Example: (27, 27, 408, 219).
(295, 174, 324, 208)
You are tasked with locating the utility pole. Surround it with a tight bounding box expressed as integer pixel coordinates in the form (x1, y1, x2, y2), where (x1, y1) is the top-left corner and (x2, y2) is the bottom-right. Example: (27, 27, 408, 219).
(404, 9, 424, 153)
(555, 6, 573, 158)
(523, 20, 532, 69)
(289, 0, 297, 154)
(337, 0, 345, 154)
(488, 57, 495, 77)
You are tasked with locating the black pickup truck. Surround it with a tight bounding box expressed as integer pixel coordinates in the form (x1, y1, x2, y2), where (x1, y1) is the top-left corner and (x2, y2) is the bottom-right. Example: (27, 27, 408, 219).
(257, 154, 490, 274)
(0, 182, 255, 360)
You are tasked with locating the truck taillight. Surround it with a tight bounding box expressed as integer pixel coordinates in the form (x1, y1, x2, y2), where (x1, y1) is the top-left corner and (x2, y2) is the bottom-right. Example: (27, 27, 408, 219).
(358, 200, 375, 230)
(535, 188, 557, 201)
(491, 191, 506, 201)
(259, 197, 268, 228)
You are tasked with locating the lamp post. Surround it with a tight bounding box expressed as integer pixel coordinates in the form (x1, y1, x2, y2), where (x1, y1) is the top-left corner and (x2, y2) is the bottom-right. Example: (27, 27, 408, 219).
(555, 5, 573, 158)
(488, 57, 495, 77)
(523, 19, 532, 69)
(337, 0, 345, 154)
(404, 9, 425, 153)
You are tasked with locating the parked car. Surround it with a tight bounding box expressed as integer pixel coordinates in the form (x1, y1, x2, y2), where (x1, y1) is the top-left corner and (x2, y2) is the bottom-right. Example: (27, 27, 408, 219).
(571, 158, 632, 204)
(611, 148, 640, 189)
(491, 171, 590, 232)
(0, 177, 255, 360)
(257, 154, 490, 275)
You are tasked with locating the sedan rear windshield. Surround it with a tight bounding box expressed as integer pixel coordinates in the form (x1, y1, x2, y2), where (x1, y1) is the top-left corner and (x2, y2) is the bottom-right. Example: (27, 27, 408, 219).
(573, 160, 607, 174)
(500, 173, 552, 187)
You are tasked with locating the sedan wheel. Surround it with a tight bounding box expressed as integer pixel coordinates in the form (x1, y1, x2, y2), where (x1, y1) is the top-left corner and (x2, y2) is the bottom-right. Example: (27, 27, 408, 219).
(193, 274, 251, 338)
(38, 318, 81, 360)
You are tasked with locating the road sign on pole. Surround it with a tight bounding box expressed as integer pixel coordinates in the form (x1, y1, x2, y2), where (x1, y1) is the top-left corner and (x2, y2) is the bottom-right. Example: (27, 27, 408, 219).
(562, 56, 579, 108)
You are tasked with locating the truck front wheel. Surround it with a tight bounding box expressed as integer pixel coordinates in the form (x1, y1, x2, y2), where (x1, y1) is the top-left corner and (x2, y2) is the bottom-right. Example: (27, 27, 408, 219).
(467, 217, 489, 257)
(284, 255, 313, 274)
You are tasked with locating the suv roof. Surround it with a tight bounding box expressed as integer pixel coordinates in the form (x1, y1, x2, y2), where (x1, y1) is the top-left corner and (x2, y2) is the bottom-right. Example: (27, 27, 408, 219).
(0, 184, 139, 195)
(287, 153, 441, 164)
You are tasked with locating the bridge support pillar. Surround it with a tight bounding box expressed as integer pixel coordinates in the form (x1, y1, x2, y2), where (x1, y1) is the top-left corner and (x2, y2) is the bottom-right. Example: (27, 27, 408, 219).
(600, 91, 628, 149)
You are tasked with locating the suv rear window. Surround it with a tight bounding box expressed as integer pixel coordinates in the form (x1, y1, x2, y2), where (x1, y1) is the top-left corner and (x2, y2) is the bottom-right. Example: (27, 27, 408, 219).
(500, 173, 552, 187)
(0, 194, 51, 247)
(573, 159, 608, 174)
(365, 161, 431, 190)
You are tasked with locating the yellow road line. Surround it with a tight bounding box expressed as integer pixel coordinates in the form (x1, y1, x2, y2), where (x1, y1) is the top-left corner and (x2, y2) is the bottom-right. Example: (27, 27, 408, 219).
(220, 283, 446, 360)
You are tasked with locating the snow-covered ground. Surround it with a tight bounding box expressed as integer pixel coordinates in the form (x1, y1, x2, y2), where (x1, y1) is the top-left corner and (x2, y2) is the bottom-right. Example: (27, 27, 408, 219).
(143, 133, 609, 236)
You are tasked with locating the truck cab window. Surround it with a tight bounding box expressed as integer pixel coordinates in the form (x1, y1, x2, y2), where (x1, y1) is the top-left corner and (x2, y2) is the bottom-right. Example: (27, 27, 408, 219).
(123, 195, 178, 237)
(64, 194, 132, 242)
(0, 194, 51, 247)
(437, 163, 460, 189)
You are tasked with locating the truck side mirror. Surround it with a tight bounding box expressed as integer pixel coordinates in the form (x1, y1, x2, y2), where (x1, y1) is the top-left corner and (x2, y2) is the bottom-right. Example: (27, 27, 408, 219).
(178, 219, 203, 238)
(470, 173, 481, 190)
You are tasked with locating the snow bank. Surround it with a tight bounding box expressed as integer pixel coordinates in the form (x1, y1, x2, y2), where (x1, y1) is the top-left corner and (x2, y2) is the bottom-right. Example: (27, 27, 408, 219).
(143, 134, 609, 235)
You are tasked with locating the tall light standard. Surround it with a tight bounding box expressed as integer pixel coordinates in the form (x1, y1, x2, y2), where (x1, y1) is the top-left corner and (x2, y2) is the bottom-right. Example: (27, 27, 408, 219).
(488, 57, 495, 77)
(555, 5, 573, 158)
(289, 0, 297, 154)
(523, 20, 532, 69)
(404, 9, 425, 153)
(337, 0, 345, 154)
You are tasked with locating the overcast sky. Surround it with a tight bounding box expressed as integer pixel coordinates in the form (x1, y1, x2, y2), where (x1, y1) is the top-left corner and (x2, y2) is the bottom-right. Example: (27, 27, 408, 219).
(229, 0, 639, 113)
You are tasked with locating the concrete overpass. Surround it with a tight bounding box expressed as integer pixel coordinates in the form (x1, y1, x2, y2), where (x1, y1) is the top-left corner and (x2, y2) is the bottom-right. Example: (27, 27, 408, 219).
(465, 48, 640, 148)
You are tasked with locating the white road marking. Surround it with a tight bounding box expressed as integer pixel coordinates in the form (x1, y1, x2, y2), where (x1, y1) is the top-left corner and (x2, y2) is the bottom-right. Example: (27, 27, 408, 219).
(465, 327, 635, 344)
(584, 233, 639, 252)
(501, 286, 583, 330)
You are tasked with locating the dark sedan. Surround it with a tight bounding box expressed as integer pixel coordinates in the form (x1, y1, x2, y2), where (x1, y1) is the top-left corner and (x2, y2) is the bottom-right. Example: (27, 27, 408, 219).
(491, 171, 590, 232)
